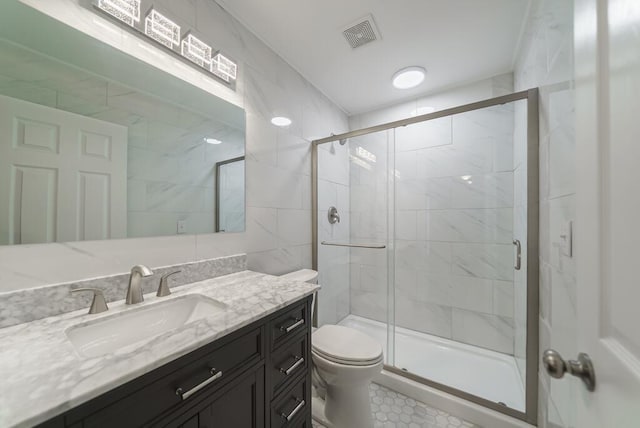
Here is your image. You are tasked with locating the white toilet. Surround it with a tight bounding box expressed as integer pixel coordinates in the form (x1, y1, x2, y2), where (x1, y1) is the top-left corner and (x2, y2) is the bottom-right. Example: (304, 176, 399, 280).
(280, 269, 384, 428)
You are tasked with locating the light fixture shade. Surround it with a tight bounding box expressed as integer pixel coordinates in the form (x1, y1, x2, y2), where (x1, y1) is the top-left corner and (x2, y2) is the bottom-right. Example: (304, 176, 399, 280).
(95, 0, 141, 26)
(392, 66, 426, 89)
(145, 9, 180, 49)
(271, 116, 292, 127)
(211, 53, 237, 81)
(181, 33, 212, 67)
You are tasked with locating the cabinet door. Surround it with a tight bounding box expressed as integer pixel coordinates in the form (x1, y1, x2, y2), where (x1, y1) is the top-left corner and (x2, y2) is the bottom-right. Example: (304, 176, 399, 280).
(175, 367, 265, 428)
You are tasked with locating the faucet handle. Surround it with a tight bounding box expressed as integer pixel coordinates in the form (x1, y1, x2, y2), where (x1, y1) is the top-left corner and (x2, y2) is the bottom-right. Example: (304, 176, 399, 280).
(71, 288, 109, 314)
(157, 271, 181, 297)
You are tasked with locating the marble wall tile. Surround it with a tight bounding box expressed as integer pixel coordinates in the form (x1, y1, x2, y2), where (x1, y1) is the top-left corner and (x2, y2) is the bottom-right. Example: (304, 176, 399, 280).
(425, 208, 513, 244)
(416, 143, 495, 179)
(493, 280, 515, 318)
(395, 210, 418, 240)
(277, 209, 311, 247)
(547, 89, 575, 199)
(418, 273, 452, 307)
(450, 276, 494, 314)
(358, 265, 388, 295)
(514, 0, 575, 425)
(394, 117, 452, 152)
(451, 309, 514, 354)
(450, 172, 514, 209)
(396, 241, 452, 274)
(395, 292, 453, 339)
(452, 105, 514, 146)
(451, 243, 514, 281)
(245, 207, 278, 253)
(350, 288, 387, 324)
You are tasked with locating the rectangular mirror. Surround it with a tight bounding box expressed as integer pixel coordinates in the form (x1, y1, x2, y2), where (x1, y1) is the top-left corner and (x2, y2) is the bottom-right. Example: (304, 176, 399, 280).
(0, 2, 245, 245)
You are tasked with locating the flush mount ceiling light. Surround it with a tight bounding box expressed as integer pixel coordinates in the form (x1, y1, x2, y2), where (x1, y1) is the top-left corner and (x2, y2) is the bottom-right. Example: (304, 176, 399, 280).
(271, 117, 292, 127)
(95, 0, 141, 26)
(145, 9, 180, 49)
(392, 66, 426, 89)
(205, 138, 222, 145)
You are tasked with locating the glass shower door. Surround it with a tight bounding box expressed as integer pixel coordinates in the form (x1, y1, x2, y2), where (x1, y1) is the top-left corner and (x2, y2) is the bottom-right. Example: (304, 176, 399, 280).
(391, 100, 528, 412)
(316, 129, 395, 363)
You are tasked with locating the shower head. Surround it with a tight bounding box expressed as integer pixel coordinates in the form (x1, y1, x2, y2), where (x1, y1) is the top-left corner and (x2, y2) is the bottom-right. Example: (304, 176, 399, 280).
(330, 133, 348, 146)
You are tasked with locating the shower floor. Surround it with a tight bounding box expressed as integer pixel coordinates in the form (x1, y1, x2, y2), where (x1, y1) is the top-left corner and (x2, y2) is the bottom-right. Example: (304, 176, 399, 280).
(338, 314, 525, 411)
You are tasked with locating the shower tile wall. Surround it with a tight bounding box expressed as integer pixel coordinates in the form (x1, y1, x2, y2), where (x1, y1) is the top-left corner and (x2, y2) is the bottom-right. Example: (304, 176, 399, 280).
(317, 141, 351, 325)
(348, 130, 390, 325)
(514, 0, 576, 427)
(348, 77, 520, 355)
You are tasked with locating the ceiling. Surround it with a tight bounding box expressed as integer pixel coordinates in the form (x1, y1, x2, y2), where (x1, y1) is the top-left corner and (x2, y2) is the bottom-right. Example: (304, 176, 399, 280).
(218, 0, 531, 115)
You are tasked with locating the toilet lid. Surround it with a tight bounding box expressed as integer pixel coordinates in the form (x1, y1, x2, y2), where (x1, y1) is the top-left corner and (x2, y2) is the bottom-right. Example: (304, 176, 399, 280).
(312, 325, 383, 366)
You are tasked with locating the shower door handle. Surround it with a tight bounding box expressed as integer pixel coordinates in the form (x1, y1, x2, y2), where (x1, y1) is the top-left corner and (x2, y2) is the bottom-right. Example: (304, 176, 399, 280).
(513, 240, 521, 270)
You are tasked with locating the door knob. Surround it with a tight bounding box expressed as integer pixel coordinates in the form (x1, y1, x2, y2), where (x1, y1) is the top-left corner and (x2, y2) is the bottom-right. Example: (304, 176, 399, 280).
(542, 349, 596, 391)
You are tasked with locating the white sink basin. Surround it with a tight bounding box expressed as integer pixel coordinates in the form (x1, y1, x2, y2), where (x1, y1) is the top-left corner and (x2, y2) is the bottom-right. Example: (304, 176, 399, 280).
(66, 294, 227, 358)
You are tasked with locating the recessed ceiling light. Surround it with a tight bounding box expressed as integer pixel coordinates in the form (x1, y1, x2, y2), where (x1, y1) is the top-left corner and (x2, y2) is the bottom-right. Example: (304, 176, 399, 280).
(271, 116, 292, 127)
(392, 66, 426, 89)
(205, 138, 222, 145)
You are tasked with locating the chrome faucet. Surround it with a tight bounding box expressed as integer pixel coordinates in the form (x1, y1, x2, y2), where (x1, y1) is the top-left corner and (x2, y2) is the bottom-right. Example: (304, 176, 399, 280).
(125, 265, 154, 305)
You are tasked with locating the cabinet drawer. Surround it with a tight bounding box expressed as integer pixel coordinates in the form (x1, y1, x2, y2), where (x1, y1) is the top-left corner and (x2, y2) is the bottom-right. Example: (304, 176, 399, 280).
(270, 377, 309, 428)
(270, 303, 308, 349)
(270, 334, 308, 395)
(71, 327, 263, 428)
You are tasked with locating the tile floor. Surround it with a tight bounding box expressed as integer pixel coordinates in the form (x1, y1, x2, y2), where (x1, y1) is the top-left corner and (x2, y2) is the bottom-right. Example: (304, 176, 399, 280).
(312, 383, 479, 428)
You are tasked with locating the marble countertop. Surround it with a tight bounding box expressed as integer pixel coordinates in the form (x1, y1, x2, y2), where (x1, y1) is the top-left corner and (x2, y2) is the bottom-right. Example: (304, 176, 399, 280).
(0, 271, 319, 428)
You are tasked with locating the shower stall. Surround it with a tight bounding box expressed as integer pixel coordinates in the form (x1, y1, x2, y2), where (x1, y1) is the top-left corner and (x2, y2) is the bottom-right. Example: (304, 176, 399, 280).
(312, 90, 539, 424)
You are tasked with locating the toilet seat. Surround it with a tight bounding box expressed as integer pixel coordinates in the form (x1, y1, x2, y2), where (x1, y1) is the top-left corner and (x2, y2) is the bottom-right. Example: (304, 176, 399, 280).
(312, 325, 383, 366)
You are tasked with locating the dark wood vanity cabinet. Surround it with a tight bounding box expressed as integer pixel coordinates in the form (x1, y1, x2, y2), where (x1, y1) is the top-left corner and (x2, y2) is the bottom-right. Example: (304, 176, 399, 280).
(38, 296, 312, 428)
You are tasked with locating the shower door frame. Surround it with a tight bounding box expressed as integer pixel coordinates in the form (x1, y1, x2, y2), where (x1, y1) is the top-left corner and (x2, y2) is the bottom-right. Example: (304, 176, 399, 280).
(311, 88, 539, 425)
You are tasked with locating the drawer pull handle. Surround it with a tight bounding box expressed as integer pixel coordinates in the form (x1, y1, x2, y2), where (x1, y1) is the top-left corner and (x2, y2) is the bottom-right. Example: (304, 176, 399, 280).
(280, 318, 304, 333)
(175, 368, 223, 400)
(280, 356, 304, 376)
(280, 398, 305, 421)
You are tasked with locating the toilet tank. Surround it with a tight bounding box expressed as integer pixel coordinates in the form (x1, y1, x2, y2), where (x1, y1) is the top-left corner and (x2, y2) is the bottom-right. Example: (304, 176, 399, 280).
(279, 269, 318, 284)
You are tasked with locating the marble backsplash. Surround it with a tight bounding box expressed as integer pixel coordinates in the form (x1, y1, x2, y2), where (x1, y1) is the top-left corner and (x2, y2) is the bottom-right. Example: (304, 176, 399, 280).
(0, 254, 247, 329)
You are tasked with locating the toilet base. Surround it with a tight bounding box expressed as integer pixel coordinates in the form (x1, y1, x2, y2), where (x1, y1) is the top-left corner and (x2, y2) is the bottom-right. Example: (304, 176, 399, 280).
(311, 395, 333, 428)
(312, 384, 373, 428)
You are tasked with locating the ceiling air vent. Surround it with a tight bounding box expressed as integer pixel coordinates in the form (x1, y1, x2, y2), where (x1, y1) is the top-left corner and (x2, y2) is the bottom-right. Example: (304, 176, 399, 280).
(342, 14, 381, 49)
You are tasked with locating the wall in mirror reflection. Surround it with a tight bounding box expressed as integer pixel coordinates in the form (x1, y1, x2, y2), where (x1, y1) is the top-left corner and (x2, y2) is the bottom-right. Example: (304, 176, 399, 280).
(0, 37, 245, 245)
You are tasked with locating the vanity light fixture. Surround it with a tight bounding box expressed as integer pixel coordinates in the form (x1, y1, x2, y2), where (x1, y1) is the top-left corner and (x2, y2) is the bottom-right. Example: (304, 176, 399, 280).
(205, 138, 222, 145)
(392, 66, 426, 89)
(92, 1, 236, 85)
(95, 0, 141, 27)
(271, 116, 292, 127)
(211, 52, 238, 82)
(145, 9, 180, 49)
(181, 33, 213, 68)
